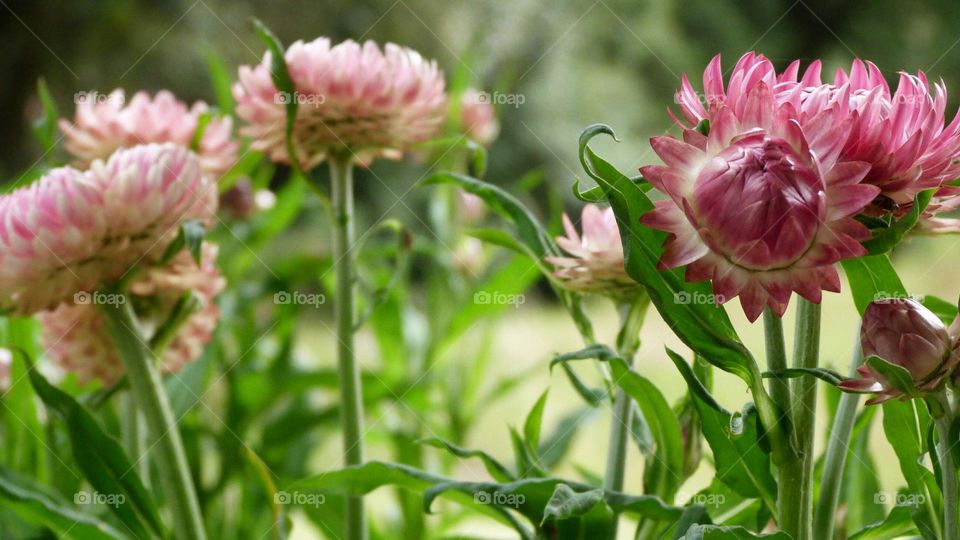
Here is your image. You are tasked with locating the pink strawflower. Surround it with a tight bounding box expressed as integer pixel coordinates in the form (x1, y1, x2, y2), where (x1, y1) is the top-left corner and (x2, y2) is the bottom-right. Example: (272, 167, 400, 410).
(59, 90, 238, 177)
(233, 37, 447, 170)
(839, 298, 959, 404)
(460, 89, 499, 145)
(676, 53, 960, 213)
(645, 54, 879, 321)
(39, 244, 225, 386)
(546, 204, 639, 298)
(0, 144, 212, 314)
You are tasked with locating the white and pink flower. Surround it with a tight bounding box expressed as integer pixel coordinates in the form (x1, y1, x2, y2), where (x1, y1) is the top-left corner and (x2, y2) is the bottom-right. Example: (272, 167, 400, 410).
(233, 37, 447, 169)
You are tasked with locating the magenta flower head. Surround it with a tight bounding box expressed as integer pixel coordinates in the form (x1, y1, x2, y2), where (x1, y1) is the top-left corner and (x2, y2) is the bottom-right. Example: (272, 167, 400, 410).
(546, 204, 640, 299)
(460, 88, 499, 145)
(0, 143, 213, 314)
(59, 90, 238, 177)
(233, 37, 447, 170)
(39, 244, 225, 385)
(645, 53, 879, 321)
(840, 298, 959, 404)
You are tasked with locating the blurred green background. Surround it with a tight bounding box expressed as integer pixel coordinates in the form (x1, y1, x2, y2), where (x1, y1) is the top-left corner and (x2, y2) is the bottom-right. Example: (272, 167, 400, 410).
(5, 1, 960, 537)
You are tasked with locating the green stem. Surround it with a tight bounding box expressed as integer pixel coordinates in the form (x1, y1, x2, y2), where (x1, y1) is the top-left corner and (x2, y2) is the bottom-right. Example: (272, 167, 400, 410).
(763, 308, 791, 428)
(605, 295, 648, 539)
(121, 391, 148, 484)
(100, 297, 207, 540)
(330, 153, 367, 540)
(813, 336, 862, 539)
(780, 298, 820, 540)
(934, 391, 958, 540)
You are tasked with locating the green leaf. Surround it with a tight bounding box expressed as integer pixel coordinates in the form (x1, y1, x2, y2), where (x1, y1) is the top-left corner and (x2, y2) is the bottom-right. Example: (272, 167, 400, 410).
(161, 219, 205, 264)
(524, 390, 549, 452)
(540, 484, 613, 539)
(762, 367, 845, 386)
(668, 349, 777, 513)
(418, 437, 515, 483)
(862, 190, 934, 254)
(244, 447, 287, 540)
(841, 255, 906, 315)
(919, 294, 958, 326)
(204, 49, 235, 114)
(848, 504, 917, 539)
(25, 358, 163, 539)
(865, 356, 919, 398)
(423, 172, 594, 341)
(32, 78, 60, 157)
(680, 524, 791, 539)
(252, 18, 301, 176)
(881, 399, 941, 540)
(0, 467, 125, 540)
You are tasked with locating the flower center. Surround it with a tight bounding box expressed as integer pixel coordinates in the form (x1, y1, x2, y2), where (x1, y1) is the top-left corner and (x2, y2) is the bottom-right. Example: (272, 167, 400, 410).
(692, 133, 825, 270)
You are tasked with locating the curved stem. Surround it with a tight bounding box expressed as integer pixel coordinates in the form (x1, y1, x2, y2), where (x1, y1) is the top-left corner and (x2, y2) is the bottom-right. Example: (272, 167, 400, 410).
(934, 391, 958, 540)
(100, 297, 207, 540)
(813, 336, 863, 539)
(605, 295, 648, 539)
(329, 154, 367, 540)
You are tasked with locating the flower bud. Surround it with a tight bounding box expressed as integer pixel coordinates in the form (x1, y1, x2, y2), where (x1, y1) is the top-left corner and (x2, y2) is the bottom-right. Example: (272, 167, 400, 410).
(840, 298, 958, 404)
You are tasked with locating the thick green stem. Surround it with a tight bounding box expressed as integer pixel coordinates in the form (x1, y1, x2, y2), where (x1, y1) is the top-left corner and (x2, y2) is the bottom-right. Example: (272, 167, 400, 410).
(934, 391, 958, 540)
(779, 298, 820, 540)
(763, 308, 791, 427)
(813, 337, 863, 539)
(330, 154, 367, 540)
(100, 299, 206, 540)
(605, 295, 648, 539)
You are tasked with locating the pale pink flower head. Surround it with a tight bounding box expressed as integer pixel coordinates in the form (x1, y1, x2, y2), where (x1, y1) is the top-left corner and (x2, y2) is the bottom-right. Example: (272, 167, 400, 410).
(39, 243, 225, 386)
(460, 89, 499, 145)
(0, 143, 213, 314)
(645, 54, 879, 321)
(546, 204, 640, 298)
(839, 298, 959, 404)
(59, 90, 238, 177)
(233, 37, 447, 170)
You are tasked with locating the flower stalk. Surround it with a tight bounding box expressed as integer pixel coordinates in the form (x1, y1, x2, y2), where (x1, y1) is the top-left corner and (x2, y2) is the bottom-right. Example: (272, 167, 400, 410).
(605, 294, 649, 538)
(329, 152, 368, 540)
(932, 390, 958, 540)
(99, 289, 207, 540)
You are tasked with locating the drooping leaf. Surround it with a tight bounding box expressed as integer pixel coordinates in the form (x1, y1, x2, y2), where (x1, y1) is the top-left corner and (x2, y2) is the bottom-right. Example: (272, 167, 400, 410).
(865, 356, 919, 398)
(668, 349, 777, 513)
(0, 467, 125, 540)
(848, 504, 917, 539)
(841, 255, 907, 315)
(26, 356, 163, 539)
(862, 190, 934, 254)
(762, 367, 845, 386)
(418, 437, 515, 483)
(540, 484, 613, 539)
